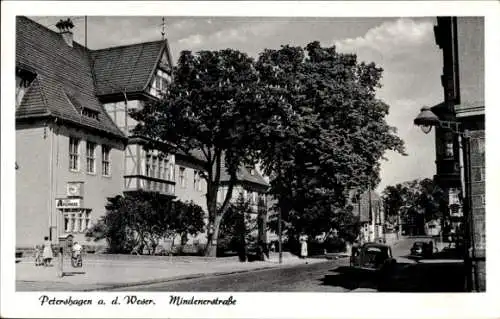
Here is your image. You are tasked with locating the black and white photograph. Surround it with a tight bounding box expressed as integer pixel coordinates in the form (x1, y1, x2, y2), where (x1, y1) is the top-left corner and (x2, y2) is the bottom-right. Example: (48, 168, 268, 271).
(1, 1, 499, 318)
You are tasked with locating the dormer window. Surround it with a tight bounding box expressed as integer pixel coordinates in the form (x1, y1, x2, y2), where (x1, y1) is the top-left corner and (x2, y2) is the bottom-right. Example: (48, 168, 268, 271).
(16, 68, 36, 108)
(82, 107, 100, 120)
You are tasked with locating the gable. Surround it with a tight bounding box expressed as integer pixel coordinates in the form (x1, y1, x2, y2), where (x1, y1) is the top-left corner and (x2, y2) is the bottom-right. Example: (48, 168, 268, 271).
(91, 40, 168, 97)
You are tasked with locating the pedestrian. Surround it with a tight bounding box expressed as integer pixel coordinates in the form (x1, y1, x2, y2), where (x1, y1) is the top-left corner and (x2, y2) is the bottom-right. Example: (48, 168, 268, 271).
(42, 236, 53, 267)
(300, 236, 308, 264)
(33, 244, 42, 266)
(448, 228, 455, 248)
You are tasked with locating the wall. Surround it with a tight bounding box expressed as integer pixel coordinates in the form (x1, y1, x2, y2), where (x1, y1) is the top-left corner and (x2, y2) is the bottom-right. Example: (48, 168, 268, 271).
(104, 100, 142, 135)
(457, 17, 484, 106)
(174, 161, 209, 245)
(174, 162, 208, 212)
(455, 16, 485, 292)
(16, 123, 51, 248)
(50, 123, 125, 245)
(469, 129, 485, 291)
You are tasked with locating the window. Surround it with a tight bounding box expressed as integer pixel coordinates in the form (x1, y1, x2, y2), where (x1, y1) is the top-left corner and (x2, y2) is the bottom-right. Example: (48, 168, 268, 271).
(194, 170, 203, 191)
(151, 156, 157, 178)
(444, 133, 454, 158)
(150, 69, 172, 97)
(86, 141, 96, 173)
(16, 68, 36, 108)
(251, 192, 258, 205)
(168, 163, 175, 181)
(162, 158, 169, 180)
(145, 153, 151, 177)
(179, 167, 186, 188)
(82, 107, 100, 120)
(69, 137, 80, 171)
(63, 209, 91, 233)
(102, 145, 110, 176)
(159, 157, 164, 179)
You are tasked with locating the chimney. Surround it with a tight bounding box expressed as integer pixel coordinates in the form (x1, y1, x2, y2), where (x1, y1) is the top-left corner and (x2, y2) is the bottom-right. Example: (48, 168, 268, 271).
(55, 18, 74, 47)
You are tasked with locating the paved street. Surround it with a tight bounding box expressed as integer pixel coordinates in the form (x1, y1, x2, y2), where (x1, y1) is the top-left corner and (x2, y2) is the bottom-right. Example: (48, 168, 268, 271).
(108, 259, 351, 292)
(108, 254, 465, 292)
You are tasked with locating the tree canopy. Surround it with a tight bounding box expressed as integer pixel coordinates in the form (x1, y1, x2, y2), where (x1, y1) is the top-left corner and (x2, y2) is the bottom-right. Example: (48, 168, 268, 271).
(255, 42, 406, 240)
(132, 41, 406, 251)
(382, 178, 447, 224)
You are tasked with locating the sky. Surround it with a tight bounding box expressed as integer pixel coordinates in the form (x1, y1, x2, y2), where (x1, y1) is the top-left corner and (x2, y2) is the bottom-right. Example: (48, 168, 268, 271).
(31, 15, 444, 192)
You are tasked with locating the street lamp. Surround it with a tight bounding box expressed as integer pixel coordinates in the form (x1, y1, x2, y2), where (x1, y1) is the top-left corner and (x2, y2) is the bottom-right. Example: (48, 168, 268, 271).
(413, 106, 478, 292)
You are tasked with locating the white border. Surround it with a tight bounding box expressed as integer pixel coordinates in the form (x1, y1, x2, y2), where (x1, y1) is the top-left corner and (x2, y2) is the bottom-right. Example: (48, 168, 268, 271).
(2, 1, 500, 318)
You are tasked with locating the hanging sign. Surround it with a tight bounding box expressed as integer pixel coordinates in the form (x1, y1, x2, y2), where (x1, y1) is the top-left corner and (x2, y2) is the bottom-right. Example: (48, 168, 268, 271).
(67, 182, 84, 197)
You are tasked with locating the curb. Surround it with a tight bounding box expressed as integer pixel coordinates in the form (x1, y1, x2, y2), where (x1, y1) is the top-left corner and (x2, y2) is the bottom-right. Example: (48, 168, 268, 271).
(84, 259, 330, 291)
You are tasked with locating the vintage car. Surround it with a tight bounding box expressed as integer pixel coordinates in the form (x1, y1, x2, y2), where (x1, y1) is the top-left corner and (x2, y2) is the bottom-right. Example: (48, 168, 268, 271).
(410, 241, 434, 258)
(350, 242, 396, 272)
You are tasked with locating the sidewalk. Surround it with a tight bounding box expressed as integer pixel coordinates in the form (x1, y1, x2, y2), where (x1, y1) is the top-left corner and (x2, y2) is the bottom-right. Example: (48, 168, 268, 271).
(16, 252, 326, 291)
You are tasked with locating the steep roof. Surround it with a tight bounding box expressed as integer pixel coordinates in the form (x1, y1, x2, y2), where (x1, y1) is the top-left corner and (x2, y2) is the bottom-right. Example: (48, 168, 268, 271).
(177, 149, 269, 188)
(220, 161, 269, 188)
(15, 16, 125, 139)
(90, 40, 167, 96)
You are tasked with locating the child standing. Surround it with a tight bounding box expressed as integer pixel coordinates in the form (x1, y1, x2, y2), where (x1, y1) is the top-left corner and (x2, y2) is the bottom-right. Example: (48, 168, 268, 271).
(34, 244, 42, 266)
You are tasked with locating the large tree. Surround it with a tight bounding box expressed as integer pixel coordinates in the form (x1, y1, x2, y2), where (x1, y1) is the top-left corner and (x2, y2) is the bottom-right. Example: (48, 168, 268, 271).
(132, 49, 265, 256)
(255, 42, 406, 240)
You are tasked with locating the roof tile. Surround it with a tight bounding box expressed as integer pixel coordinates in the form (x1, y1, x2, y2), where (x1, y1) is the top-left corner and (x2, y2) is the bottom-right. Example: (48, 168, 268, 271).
(90, 41, 166, 96)
(16, 16, 126, 139)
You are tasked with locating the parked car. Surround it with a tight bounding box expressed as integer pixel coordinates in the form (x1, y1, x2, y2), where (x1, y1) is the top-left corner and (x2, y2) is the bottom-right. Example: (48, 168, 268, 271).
(350, 242, 396, 272)
(410, 241, 434, 258)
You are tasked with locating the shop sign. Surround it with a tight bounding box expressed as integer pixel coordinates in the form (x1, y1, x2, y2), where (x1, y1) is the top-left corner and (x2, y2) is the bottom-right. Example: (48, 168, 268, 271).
(56, 198, 81, 209)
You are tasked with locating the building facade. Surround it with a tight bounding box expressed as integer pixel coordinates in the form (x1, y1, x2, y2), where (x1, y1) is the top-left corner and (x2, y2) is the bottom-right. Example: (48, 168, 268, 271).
(16, 16, 269, 251)
(16, 17, 127, 248)
(432, 16, 485, 291)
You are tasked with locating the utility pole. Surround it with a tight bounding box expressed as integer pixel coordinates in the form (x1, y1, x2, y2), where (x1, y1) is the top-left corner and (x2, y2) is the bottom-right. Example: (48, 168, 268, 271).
(278, 207, 282, 264)
(368, 183, 373, 242)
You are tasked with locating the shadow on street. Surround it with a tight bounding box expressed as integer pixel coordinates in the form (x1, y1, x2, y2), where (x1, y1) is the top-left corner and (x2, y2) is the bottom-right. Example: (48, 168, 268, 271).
(321, 260, 466, 292)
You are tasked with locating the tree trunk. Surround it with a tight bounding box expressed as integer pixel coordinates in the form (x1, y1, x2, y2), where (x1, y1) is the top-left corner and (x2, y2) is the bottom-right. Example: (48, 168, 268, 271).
(205, 214, 223, 257)
(203, 151, 237, 257)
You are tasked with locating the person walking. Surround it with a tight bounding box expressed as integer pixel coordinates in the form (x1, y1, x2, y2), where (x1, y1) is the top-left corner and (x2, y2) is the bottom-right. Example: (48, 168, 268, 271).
(300, 236, 308, 264)
(42, 236, 53, 267)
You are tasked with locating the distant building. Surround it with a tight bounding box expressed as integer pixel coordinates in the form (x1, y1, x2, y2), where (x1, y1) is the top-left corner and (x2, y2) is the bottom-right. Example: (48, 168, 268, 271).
(349, 189, 384, 243)
(177, 151, 269, 246)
